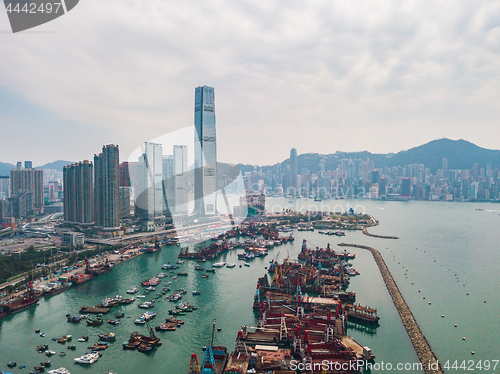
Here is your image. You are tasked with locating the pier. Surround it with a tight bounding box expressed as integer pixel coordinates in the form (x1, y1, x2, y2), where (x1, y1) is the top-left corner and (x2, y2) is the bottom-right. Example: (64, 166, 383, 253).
(361, 226, 399, 239)
(338, 243, 442, 374)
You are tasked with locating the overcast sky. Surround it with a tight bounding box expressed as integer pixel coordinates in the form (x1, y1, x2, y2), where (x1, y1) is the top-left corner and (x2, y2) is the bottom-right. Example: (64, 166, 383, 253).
(1, 0, 500, 166)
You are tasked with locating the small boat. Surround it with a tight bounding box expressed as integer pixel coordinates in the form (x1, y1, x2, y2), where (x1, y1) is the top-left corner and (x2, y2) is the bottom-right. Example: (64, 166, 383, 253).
(7, 361, 16, 368)
(137, 343, 154, 353)
(47, 368, 71, 374)
(169, 309, 186, 316)
(45, 350, 56, 356)
(212, 261, 226, 268)
(86, 317, 103, 326)
(66, 344, 76, 350)
(134, 318, 146, 324)
(40, 332, 46, 337)
(108, 319, 120, 325)
(35, 329, 41, 333)
(126, 288, 139, 294)
(206, 269, 215, 273)
(200, 274, 209, 278)
(115, 312, 125, 318)
(226, 263, 236, 268)
(74, 352, 100, 364)
(177, 272, 188, 276)
(194, 265, 204, 271)
(98, 332, 116, 341)
(155, 323, 176, 331)
(67, 316, 81, 323)
(59, 352, 66, 356)
(77, 336, 89, 342)
(176, 260, 184, 264)
(244, 262, 250, 267)
(37, 344, 49, 352)
(40, 361, 51, 368)
(192, 290, 201, 295)
(34, 365, 46, 372)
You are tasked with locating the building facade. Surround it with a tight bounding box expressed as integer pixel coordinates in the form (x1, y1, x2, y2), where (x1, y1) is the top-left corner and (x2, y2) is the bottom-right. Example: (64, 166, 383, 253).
(94, 145, 120, 228)
(63, 160, 94, 224)
(10, 164, 44, 210)
(173, 145, 188, 214)
(137, 142, 164, 219)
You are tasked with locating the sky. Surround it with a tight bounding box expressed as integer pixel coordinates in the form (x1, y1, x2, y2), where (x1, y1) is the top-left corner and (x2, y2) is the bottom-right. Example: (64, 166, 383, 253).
(1, 0, 500, 166)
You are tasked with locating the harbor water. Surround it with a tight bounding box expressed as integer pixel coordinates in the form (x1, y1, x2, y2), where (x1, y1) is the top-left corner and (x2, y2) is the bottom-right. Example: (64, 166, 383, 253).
(1, 199, 499, 373)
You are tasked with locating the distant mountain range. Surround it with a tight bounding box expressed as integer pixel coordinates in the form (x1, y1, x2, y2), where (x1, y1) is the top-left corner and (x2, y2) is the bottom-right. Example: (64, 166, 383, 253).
(0, 160, 73, 176)
(238, 139, 500, 174)
(2, 139, 499, 177)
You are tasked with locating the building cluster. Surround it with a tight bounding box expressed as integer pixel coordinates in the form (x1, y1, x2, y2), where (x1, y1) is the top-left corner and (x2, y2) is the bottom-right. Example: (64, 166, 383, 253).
(244, 152, 500, 202)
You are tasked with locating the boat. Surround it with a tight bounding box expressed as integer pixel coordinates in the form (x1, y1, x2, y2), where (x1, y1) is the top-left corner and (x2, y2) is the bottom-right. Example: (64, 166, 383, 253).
(155, 323, 176, 331)
(86, 317, 103, 326)
(98, 332, 116, 341)
(126, 288, 139, 294)
(40, 332, 46, 337)
(169, 309, 186, 316)
(134, 318, 146, 324)
(226, 263, 236, 268)
(137, 343, 154, 353)
(176, 260, 184, 264)
(45, 350, 56, 356)
(0, 281, 39, 317)
(212, 261, 226, 268)
(7, 361, 16, 368)
(177, 272, 188, 276)
(200, 274, 209, 278)
(74, 352, 100, 364)
(77, 336, 88, 342)
(138, 301, 154, 309)
(244, 262, 250, 267)
(108, 319, 120, 325)
(67, 316, 81, 323)
(36, 344, 49, 352)
(47, 368, 71, 374)
(206, 268, 215, 273)
(192, 290, 201, 295)
(115, 312, 124, 318)
(194, 265, 204, 271)
(66, 344, 76, 350)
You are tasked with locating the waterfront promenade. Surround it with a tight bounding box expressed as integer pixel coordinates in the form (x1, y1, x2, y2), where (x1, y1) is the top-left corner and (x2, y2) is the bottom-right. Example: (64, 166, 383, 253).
(338, 242, 443, 374)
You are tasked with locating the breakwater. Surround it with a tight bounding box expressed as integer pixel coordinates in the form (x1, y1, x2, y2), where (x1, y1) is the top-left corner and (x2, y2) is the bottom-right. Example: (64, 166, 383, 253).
(362, 226, 399, 239)
(338, 242, 443, 374)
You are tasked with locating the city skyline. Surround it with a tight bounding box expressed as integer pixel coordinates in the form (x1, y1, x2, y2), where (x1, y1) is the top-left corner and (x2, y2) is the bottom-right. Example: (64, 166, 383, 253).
(2, 2, 500, 165)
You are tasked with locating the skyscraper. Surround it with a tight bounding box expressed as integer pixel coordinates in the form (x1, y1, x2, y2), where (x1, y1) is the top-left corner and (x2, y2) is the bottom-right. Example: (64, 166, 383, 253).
(194, 85, 217, 216)
(10, 163, 43, 210)
(173, 145, 188, 215)
(137, 142, 164, 219)
(94, 145, 120, 228)
(63, 160, 94, 224)
(290, 148, 298, 194)
(162, 155, 174, 216)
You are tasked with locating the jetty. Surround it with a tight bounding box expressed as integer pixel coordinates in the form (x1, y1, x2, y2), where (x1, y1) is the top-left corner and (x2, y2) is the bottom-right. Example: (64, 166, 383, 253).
(338, 243, 442, 374)
(361, 226, 399, 239)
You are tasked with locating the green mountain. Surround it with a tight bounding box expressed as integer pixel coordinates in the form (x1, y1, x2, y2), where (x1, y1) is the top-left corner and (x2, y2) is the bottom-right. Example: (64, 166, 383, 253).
(0, 162, 15, 177)
(36, 160, 74, 172)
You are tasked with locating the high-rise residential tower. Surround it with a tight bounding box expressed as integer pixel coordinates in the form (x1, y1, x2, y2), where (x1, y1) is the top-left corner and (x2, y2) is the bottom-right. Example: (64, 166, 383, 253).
(63, 160, 94, 224)
(94, 144, 120, 228)
(173, 145, 188, 215)
(10, 163, 43, 210)
(137, 142, 164, 219)
(194, 85, 217, 216)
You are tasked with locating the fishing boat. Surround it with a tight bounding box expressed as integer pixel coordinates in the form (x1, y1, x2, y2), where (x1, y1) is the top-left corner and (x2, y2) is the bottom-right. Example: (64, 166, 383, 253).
(169, 309, 186, 316)
(126, 288, 139, 294)
(192, 290, 201, 295)
(67, 316, 81, 323)
(57, 335, 72, 343)
(7, 361, 16, 368)
(74, 352, 100, 364)
(226, 263, 236, 268)
(98, 332, 116, 341)
(194, 265, 204, 271)
(108, 319, 120, 325)
(155, 323, 176, 331)
(86, 317, 103, 326)
(137, 343, 154, 353)
(138, 301, 154, 309)
(134, 318, 146, 324)
(200, 274, 209, 278)
(77, 336, 89, 342)
(36, 344, 49, 352)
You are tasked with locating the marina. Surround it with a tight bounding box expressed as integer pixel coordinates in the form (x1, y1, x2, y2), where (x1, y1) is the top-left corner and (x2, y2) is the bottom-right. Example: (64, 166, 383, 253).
(0, 200, 499, 373)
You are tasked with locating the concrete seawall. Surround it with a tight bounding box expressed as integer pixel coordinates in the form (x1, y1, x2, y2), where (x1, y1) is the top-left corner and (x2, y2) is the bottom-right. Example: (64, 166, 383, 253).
(338, 242, 443, 374)
(362, 226, 399, 239)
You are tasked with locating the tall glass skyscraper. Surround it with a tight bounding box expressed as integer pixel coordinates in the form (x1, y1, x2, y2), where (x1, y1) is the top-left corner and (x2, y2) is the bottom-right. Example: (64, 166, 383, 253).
(173, 145, 188, 215)
(194, 86, 217, 216)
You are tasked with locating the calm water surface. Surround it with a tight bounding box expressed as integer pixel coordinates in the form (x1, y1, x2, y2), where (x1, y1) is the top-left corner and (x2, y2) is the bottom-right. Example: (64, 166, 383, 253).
(1, 199, 499, 373)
